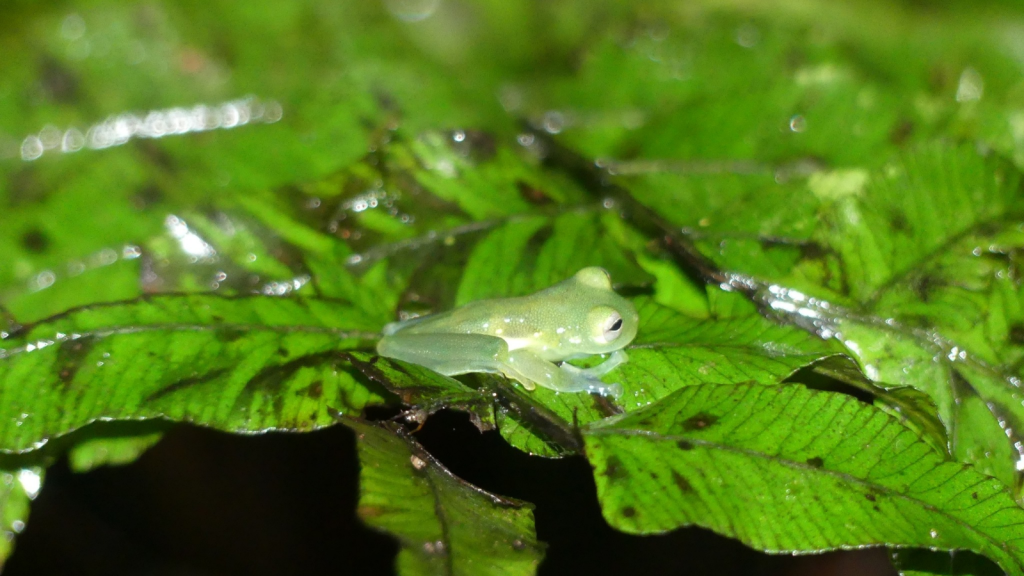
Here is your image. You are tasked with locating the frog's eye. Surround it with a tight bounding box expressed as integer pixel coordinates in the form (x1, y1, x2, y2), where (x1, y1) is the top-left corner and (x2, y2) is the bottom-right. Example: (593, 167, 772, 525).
(602, 312, 624, 342)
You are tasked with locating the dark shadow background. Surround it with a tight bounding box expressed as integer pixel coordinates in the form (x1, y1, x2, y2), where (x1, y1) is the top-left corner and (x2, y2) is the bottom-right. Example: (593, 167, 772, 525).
(6, 411, 897, 576)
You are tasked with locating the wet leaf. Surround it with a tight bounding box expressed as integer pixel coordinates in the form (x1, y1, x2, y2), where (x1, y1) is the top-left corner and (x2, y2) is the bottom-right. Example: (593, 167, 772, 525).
(0, 295, 385, 453)
(586, 383, 1024, 574)
(627, 140, 1024, 496)
(4, 0, 1024, 573)
(346, 352, 494, 431)
(824, 145, 1020, 301)
(455, 209, 651, 305)
(67, 430, 165, 473)
(350, 418, 543, 576)
(0, 467, 41, 562)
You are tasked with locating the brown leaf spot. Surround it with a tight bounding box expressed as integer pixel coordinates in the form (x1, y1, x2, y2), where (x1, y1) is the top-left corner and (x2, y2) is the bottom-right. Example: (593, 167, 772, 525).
(671, 470, 693, 493)
(357, 505, 384, 518)
(21, 229, 49, 253)
(55, 335, 99, 388)
(890, 212, 910, 233)
(1009, 324, 1024, 345)
(889, 119, 915, 145)
(603, 456, 628, 481)
(682, 412, 718, 431)
(517, 181, 553, 205)
(304, 380, 324, 399)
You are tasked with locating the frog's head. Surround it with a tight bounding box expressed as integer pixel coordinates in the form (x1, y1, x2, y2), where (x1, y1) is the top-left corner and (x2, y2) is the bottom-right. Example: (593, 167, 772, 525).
(564, 267, 639, 355)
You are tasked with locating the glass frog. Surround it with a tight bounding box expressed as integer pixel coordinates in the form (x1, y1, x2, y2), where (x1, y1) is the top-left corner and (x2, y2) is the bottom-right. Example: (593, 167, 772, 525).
(376, 267, 639, 397)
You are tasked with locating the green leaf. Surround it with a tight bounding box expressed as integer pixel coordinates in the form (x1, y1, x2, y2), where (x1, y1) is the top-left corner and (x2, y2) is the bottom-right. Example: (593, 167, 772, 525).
(0, 295, 384, 453)
(629, 141, 1024, 496)
(822, 145, 1021, 301)
(0, 467, 42, 565)
(67, 430, 164, 473)
(350, 418, 544, 576)
(810, 357, 950, 457)
(455, 210, 650, 306)
(585, 383, 1024, 574)
(6, 0, 1024, 572)
(836, 317, 1024, 489)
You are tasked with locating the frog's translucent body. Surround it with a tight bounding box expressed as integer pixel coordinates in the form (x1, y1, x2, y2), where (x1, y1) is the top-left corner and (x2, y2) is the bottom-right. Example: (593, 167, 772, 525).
(376, 267, 638, 397)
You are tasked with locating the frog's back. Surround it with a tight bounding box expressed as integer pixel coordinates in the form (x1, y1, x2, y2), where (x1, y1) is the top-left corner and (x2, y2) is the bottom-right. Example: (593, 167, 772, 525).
(390, 294, 545, 338)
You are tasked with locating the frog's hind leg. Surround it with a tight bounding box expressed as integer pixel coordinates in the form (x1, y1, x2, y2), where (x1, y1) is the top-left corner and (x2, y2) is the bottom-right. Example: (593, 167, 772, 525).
(376, 333, 511, 377)
(376, 333, 622, 397)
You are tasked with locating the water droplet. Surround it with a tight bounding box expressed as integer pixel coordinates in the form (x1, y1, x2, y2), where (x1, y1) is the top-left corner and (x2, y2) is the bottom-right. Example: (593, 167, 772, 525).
(61, 13, 86, 41)
(542, 111, 565, 134)
(735, 23, 760, 48)
(384, 0, 441, 22)
(955, 68, 983, 103)
(31, 270, 56, 292)
(789, 115, 807, 133)
(17, 469, 41, 499)
(929, 529, 939, 538)
(39, 125, 62, 150)
(20, 136, 43, 161)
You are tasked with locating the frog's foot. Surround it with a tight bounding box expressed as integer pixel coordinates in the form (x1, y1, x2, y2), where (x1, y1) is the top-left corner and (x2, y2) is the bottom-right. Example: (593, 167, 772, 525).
(556, 364, 624, 398)
(586, 380, 623, 398)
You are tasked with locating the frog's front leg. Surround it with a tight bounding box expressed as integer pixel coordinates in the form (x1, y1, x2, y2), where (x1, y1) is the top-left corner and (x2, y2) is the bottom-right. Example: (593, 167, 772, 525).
(506, 350, 624, 398)
(560, 350, 628, 380)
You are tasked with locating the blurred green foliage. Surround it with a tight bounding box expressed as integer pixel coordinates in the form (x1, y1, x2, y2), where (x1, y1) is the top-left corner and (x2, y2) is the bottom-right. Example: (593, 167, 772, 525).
(3, 0, 1024, 574)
